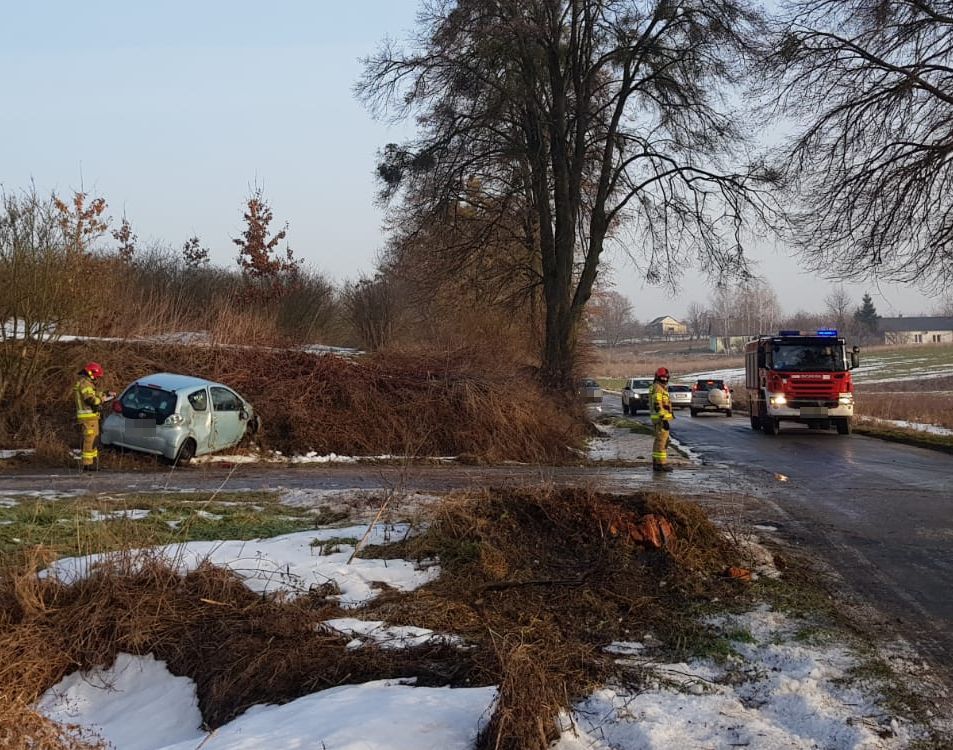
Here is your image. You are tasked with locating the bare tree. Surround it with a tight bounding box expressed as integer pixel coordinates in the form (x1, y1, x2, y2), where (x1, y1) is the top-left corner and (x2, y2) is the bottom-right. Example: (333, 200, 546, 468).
(343, 274, 402, 351)
(684, 301, 710, 341)
(0, 187, 89, 405)
(764, 0, 953, 292)
(824, 285, 852, 331)
(587, 290, 636, 350)
(359, 0, 774, 387)
(733, 279, 781, 336)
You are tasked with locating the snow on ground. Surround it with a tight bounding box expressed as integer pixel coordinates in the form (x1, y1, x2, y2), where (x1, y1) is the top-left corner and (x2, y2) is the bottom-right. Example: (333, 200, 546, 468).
(38, 654, 204, 750)
(323, 617, 462, 650)
(89, 509, 151, 522)
(43, 525, 438, 606)
(0, 448, 35, 459)
(37, 606, 926, 750)
(556, 607, 914, 750)
(39, 656, 495, 750)
(858, 417, 953, 437)
(193, 450, 457, 465)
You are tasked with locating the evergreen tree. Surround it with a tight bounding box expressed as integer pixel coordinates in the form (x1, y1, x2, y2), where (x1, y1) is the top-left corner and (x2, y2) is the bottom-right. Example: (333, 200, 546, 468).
(853, 293, 880, 338)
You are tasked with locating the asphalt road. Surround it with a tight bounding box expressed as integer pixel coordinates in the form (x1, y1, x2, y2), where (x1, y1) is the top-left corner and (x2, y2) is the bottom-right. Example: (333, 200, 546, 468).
(664, 405, 953, 677)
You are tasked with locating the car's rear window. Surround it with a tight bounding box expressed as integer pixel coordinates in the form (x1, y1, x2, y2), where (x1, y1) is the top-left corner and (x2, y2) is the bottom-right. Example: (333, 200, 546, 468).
(120, 385, 177, 421)
(695, 379, 724, 390)
(669, 385, 691, 392)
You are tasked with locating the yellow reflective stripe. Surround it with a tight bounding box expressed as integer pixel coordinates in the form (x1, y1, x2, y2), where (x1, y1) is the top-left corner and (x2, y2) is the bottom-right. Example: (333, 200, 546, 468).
(82, 451, 98, 458)
(77, 413, 99, 420)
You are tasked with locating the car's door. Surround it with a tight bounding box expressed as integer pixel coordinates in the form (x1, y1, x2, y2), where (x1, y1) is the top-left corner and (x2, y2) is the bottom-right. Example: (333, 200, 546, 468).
(210, 386, 247, 450)
(186, 388, 213, 454)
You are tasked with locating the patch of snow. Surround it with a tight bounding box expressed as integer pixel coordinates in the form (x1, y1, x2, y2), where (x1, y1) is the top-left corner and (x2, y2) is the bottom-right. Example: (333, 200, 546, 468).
(193, 450, 455, 465)
(44, 663, 495, 750)
(0, 498, 19, 508)
(195, 510, 223, 521)
(556, 608, 915, 750)
(89, 509, 151, 522)
(859, 417, 953, 437)
(0, 448, 34, 459)
(38, 653, 204, 750)
(322, 617, 461, 650)
(44, 525, 438, 606)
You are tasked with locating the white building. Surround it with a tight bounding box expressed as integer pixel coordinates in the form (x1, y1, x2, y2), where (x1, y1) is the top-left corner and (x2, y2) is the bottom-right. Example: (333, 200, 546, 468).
(877, 317, 953, 345)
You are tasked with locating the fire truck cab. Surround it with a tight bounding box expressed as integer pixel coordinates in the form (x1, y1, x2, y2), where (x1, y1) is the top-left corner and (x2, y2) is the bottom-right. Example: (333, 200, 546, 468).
(745, 330, 860, 435)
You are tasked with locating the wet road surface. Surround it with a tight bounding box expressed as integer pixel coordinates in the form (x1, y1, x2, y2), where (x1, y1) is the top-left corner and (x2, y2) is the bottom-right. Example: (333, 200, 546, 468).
(665, 406, 953, 677)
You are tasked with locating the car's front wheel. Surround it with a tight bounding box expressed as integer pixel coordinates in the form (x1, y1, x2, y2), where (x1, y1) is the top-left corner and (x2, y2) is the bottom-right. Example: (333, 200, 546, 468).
(725, 409, 732, 418)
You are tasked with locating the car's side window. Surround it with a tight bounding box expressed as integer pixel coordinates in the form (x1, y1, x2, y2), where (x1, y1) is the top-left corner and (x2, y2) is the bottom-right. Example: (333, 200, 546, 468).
(211, 387, 241, 412)
(188, 389, 208, 411)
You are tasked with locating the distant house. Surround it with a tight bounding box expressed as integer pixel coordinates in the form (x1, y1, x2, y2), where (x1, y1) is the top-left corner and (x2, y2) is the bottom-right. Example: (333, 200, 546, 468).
(877, 316, 953, 345)
(647, 315, 688, 338)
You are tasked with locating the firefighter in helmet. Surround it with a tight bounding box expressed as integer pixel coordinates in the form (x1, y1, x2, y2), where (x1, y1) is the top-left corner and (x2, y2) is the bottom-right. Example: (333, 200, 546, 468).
(649, 366, 674, 472)
(74, 362, 113, 471)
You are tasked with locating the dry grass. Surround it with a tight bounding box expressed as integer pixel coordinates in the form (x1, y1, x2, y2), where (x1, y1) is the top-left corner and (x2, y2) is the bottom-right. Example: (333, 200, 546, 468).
(0, 696, 106, 750)
(855, 391, 953, 430)
(1, 487, 752, 750)
(590, 346, 742, 381)
(1, 341, 585, 463)
(361, 486, 750, 750)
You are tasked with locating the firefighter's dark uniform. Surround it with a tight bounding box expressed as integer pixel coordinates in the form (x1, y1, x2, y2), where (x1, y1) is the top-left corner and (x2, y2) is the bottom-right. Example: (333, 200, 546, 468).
(649, 380, 674, 471)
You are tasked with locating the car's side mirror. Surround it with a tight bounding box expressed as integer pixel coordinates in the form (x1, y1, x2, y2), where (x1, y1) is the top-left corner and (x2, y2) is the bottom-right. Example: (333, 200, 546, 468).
(850, 347, 860, 370)
(239, 408, 249, 421)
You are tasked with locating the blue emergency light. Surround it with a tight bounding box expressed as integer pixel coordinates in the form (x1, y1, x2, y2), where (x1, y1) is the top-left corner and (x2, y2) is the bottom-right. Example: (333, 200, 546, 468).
(816, 328, 838, 337)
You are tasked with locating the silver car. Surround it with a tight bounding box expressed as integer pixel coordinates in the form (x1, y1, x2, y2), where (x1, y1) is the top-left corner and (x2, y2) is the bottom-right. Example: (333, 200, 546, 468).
(668, 384, 692, 409)
(101, 373, 259, 464)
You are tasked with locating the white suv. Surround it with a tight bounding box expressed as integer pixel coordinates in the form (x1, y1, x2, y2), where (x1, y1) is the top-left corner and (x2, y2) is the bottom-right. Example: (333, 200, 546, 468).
(689, 378, 732, 417)
(622, 378, 654, 415)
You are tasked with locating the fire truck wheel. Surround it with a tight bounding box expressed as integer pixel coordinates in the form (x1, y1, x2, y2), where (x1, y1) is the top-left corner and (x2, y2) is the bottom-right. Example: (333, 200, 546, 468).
(835, 417, 852, 435)
(725, 409, 732, 418)
(750, 415, 760, 431)
(762, 417, 779, 436)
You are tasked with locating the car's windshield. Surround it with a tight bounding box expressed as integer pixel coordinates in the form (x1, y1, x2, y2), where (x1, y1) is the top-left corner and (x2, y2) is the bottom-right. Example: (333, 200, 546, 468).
(771, 343, 845, 372)
(120, 385, 178, 421)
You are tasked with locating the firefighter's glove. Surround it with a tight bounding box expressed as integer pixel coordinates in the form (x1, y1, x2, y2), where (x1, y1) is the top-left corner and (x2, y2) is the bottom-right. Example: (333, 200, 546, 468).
(661, 420, 670, 430)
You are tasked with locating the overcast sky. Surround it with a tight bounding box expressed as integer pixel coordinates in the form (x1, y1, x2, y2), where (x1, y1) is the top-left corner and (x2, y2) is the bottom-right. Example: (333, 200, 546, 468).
(1, 1, 944, 324)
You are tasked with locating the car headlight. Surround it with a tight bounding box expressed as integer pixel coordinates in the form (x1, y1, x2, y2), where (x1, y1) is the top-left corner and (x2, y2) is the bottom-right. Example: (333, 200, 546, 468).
(769, 394, 787, 407)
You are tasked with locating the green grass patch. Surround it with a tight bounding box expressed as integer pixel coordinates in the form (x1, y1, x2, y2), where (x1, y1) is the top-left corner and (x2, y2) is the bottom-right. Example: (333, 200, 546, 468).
(0, 491, 331, 558)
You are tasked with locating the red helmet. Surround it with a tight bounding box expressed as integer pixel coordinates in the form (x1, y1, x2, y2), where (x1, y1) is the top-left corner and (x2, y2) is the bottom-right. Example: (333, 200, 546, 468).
(83, 362, 104, 379)
(655, 367, 670, 380)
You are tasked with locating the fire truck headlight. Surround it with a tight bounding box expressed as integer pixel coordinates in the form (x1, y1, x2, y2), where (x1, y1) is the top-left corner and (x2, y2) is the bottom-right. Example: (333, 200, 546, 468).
(769, 394, 787, 407)
(838, 393, 854, 405)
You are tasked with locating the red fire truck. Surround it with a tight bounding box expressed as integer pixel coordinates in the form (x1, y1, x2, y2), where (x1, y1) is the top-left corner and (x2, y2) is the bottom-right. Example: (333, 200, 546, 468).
(745, 330, 860, 435)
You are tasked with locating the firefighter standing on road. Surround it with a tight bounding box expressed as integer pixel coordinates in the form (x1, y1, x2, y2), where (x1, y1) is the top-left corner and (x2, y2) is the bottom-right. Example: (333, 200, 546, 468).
(74, 362, 113, 471)
(650, 366, 674, 473)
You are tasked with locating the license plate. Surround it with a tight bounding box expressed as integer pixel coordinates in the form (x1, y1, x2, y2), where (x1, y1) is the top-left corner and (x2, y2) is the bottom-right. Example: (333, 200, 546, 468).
(800, 407, 829, 417)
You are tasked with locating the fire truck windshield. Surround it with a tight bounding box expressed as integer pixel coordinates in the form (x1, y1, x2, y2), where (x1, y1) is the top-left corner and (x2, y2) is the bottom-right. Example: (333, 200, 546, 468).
(771, 343, 846, 372)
